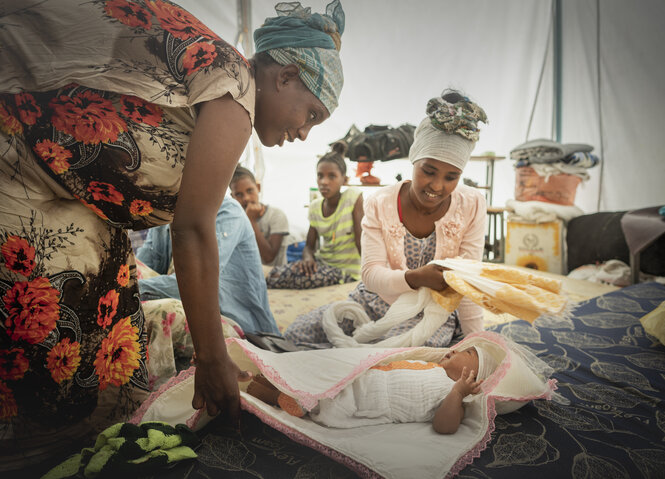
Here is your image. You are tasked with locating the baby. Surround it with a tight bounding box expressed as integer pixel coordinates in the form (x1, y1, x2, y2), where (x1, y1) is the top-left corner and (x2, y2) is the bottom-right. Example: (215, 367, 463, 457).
(246, 345, 498, 434)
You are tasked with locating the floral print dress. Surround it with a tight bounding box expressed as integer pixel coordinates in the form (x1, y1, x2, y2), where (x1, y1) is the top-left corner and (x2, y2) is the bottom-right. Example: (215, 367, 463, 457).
(0, 0, 254, 460)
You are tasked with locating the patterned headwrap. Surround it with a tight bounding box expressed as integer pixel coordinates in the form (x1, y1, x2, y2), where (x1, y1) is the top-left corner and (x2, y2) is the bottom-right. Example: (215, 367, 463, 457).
(409, 90, 488, 171)
(254, 0, 345, 114)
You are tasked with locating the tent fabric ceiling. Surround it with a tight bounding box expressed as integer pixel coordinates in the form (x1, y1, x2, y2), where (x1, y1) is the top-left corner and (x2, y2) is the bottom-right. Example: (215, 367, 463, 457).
(180, 0, 665, 234)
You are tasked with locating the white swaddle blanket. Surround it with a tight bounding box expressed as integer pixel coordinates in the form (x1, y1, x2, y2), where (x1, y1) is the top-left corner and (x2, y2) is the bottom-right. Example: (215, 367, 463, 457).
(131, 331, 556, 479)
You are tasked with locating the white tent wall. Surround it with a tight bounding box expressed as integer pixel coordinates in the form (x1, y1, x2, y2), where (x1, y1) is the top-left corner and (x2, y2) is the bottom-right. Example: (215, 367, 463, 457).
(561, 0, 665, 213)
(179, 0, 664, 236)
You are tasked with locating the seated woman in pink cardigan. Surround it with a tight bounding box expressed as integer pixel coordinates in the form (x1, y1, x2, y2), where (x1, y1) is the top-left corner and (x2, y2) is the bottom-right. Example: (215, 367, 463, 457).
(284, 89, 488, 348)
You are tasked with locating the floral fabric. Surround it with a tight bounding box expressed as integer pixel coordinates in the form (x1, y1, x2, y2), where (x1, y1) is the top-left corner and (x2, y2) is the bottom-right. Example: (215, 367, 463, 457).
(0, 0, 254, 463)
(267, 259, 356, 290)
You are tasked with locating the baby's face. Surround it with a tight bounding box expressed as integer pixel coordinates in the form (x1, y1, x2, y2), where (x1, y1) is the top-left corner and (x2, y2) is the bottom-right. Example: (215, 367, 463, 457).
(439, 347, 479, 381)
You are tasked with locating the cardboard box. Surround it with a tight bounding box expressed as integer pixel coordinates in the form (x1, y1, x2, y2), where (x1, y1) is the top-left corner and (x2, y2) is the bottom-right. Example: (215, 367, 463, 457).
(504, 220, 564, 274)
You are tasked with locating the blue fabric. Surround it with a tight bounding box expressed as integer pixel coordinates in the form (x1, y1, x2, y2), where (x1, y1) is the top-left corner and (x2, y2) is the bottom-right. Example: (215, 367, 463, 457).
(137, 197, 279, 335)
(254, 1, 345, 53)
(286, 240, 306, 262)
(254, 1, 345, 114)
(255, 17, 337, 52)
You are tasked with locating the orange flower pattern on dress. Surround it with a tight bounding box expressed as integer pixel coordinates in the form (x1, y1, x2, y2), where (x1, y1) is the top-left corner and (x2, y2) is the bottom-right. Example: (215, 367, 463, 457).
(74, 194, 109, 220)
(0, 381, 17, 420)
(182, 43, 217, 75)
(3, 277, 60, 344)
(104, 0, 152, 29)
(1, 235, 36, 277)
(87, 181, 124, 205)
(117, 264, 130, 287)
(0, 348, 30, 381)
(129, 199, 153, 216)
(33, 139, 72, 174)
(46, 338, 81, 384)
(0, 98, 23, 136)
(97, 289, 119, 328)
(49, 90, 126, 144)
(94, 316, 141, 390)
(14, 92, 42, 125)
(147, 0, 219, 40)
(120, 95, 162, 126)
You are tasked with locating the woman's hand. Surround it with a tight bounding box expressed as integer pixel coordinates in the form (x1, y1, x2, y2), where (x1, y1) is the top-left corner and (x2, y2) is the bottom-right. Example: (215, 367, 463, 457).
(297, 258, 318, 276)
(192, 347, 252, 425)
(452, 366, 483, 398)
(404, 263, 447, 290)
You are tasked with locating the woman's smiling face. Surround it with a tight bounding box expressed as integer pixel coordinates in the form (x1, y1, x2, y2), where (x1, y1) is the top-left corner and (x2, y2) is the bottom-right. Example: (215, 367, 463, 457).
(410, 158, 462, 210)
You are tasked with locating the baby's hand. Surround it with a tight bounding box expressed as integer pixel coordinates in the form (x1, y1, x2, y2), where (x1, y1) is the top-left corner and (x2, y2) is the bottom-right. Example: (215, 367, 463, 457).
(452, 366, 483, 397)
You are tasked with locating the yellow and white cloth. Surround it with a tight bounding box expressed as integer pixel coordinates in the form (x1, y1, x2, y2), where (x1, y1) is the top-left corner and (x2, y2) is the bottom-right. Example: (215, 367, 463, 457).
(323, 258, 569, 348)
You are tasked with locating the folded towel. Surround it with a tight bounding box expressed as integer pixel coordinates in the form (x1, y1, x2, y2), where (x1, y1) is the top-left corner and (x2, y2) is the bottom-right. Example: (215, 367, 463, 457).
(510, 138, 593, 163)
(42, 421, 199, 479)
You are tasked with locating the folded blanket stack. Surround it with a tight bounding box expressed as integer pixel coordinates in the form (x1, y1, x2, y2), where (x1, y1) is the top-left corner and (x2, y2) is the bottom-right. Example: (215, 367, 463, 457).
(42, 421, 199, 479)
(510, 138, 599, 207)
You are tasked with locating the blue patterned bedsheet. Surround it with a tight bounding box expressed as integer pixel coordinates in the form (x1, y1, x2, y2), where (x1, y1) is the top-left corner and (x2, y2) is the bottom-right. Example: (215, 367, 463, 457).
(462, 281, 665, 478)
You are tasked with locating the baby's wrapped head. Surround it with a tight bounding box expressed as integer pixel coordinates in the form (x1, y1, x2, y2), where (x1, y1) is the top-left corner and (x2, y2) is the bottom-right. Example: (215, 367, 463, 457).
(475, 344, 500, 381)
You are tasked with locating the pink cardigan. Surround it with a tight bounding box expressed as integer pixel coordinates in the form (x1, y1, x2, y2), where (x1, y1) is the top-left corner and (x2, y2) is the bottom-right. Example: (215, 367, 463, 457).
(361, 181, 487, 335)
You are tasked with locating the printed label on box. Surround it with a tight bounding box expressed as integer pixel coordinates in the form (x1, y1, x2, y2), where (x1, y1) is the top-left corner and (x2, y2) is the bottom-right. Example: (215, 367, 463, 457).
(505, 221, 563, 274)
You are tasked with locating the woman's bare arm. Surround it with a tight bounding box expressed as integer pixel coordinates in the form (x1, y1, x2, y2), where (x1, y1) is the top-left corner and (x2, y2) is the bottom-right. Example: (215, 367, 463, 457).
(171, 95, 252, 424)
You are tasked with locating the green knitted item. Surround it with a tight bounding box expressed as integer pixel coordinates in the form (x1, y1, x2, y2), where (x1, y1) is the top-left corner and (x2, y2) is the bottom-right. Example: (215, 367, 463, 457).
(42, 422, 199, 479)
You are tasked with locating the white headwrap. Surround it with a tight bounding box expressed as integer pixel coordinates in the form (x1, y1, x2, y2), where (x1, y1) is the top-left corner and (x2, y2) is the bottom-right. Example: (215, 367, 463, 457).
(408, 91, 487, 171)
(408, 117, 475, 171)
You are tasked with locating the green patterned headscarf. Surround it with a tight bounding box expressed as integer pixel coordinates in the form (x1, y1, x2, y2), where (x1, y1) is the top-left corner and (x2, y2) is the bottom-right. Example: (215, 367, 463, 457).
(254, 0, 345, 114)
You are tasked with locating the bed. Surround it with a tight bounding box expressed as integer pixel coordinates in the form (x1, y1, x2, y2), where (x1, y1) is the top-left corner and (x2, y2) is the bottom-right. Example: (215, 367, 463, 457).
(146, 278, 665, 478)
(459, 281, 665, 478)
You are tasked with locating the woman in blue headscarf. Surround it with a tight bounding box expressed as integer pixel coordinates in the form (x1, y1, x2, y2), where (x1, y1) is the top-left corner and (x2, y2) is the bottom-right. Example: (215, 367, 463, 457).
(0, 0, 344, 472)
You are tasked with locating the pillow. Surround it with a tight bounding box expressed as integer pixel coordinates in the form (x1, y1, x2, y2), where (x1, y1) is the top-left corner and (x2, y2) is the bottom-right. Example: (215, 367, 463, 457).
(640, 300, 665, 345)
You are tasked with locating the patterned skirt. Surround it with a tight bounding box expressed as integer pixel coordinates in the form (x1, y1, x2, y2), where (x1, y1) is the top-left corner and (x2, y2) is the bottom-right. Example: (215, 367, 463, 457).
(266, 260, 356, 289)
(0, 87, 171, 468)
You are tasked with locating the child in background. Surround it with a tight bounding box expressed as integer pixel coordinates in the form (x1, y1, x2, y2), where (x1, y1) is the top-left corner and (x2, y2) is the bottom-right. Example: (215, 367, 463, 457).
(246, 344, 498, 434)
(136, 197, 279, 335)
(230, 166, 290, 267)
(267, 142, 364, 289)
